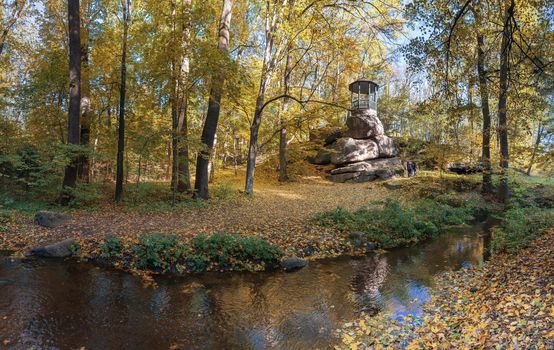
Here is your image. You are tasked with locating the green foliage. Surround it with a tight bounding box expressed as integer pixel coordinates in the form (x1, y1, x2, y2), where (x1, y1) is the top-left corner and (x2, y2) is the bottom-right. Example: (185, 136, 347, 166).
(132, 233, 188, 271)
(69, 242, 82, 257)
(0, 210, 11, 233)
(210, 181, 238, 201)
(99, 235, 123, 258)
(67, 183, 106, 208)
(492, 208, 554, 253)
(104, 232, 282, 273)
(123, 183, 206, 213)
(315, 199, 474, 248)
(0, 145, 60, 198)
(433, 191, 493, 221)
(189, 232, 283, 271)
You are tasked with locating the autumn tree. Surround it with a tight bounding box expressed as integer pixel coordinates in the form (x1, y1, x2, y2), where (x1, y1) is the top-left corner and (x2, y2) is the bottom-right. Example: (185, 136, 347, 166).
(194, 0, 234, 199)
(60, 0, 81, 205)
(115, 0, 131, 202)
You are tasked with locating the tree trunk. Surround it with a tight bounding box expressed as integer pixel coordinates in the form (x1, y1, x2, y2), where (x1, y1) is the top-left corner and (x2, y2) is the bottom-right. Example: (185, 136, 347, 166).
(245, 0, 279, 194)
(527, 122, 544, 175)
(194, 0, 234, 199)
(115, 0, 130, 202)
(278, 4, 294, 183)
(245, 83, 269, 194)
(497, 0, 514, 203)
(60, 0, 81, 205)
(177, 0, 192, 192)
(209, 133, 217, 183)
(0, 0, 24, 56)
(474, 4, 493, 193)
(170, 0, 179, 195)
(78, 32, 91, 182)
(278, 81, 291, 182)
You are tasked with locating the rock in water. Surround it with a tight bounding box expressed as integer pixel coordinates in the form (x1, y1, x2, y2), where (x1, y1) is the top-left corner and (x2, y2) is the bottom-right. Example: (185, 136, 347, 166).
(281, 256, 308, 272)
(29, 239, 78, 258)
(348, 231, 365, 247)
(34, 211, 70, 228)
(372, 135, 399, 158)
(346, 110, 385, 139)
(330, 138, 379, 165)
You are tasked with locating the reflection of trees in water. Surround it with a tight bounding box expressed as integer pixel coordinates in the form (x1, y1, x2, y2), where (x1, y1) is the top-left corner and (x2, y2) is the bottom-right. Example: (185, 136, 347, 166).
(351, 255, 389, 313)
(349, 231, 485, 316)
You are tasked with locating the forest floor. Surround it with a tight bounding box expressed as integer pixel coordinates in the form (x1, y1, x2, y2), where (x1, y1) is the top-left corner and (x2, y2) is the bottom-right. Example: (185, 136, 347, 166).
(336, 229, 554, 349)
(0, 171, 479, 258)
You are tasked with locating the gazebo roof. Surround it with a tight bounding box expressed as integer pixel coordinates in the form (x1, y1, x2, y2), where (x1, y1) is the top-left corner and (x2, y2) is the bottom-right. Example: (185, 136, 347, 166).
(348, 79, 379, 93)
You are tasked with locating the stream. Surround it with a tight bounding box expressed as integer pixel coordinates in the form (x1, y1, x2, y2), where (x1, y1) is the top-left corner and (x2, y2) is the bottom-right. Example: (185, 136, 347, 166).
(0, 223, 492, 349)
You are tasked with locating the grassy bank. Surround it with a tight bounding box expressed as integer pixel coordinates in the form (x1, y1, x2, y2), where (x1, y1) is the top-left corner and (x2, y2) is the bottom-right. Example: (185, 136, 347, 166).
(3, 171, 554, 275)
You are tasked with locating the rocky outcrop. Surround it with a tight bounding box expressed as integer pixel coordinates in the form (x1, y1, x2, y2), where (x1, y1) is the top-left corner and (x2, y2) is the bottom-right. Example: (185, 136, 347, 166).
(307, 88, 401, 182)
(28, 238, 79, 258)
(330, 138, 379, 165)
(373, 135, 398, 158)
(346, 109, 384, 139)
(327, 158, 404, 183)
(34, 211, 70, 228)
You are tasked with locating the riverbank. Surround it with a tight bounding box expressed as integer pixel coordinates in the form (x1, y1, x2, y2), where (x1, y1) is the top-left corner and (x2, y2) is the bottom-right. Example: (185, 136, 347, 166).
(1, 172, 551, 275)
(0, 173, 487, 255)
(336, 229, 554, 349)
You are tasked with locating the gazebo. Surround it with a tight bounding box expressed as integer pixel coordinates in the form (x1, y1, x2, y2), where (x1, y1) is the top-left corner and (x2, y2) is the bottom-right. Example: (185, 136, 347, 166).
(349, 79, 379, 111)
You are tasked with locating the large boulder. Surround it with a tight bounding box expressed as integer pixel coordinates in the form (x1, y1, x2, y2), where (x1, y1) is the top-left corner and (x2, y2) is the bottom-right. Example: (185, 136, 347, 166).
(328, 157, 404, 183)
(29, 238, 79, 258)
(34, 211, 70, 228)
(330, 138, 379, 165)
(346, 109, 385, 139)
(372, 135, 398, 158)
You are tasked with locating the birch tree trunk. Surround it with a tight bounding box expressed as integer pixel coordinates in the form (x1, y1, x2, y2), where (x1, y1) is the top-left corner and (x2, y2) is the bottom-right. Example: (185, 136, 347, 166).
(245, 0, 280, 194)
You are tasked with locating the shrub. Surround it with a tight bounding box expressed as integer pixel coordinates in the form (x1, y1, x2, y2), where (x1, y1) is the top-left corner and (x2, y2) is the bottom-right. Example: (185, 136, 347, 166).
(99, 235, 123, 258)
(68, 183, 106, 208)
(492, 208, 554, 253)
(315, 199, 474, 248)
(189, 232, 283, 271)
(132, 233, 188, 271)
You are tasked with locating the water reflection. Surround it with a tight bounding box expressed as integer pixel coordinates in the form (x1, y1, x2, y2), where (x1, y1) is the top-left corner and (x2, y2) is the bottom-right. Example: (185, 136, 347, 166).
(0, 224, 488, 349)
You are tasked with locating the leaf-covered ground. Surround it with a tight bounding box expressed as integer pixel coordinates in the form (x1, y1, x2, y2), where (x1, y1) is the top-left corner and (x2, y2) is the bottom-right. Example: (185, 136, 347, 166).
(2, 175, 405, 258)
(336, 229, 554, 349)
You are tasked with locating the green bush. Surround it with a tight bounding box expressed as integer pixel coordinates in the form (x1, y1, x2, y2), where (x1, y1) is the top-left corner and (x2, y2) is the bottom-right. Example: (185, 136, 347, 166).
(189, 232, 283, 271)
(99, 235, 123, 258)
(315, 199, 474, 248)
(492, 208, 554, 253)
(68, 183, 106, 208)
(132, 233, 188, 271)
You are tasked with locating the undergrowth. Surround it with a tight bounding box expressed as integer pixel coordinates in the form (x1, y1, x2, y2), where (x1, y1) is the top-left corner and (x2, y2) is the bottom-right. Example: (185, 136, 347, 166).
(315, 199, 474, 248)
(97, 232, 283, 273)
